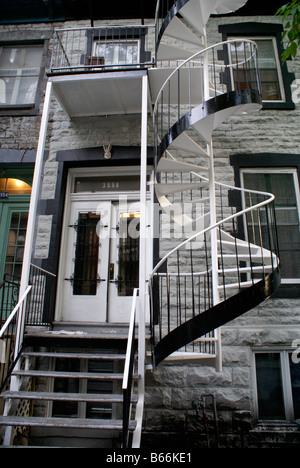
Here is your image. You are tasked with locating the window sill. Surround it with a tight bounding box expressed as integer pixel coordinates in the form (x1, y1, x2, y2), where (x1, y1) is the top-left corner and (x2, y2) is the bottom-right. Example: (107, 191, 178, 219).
(273, 283, 300, 298)
(0, 103, 39, 116)
(262, 101, 296, 110)
(251, 422, 299, 433)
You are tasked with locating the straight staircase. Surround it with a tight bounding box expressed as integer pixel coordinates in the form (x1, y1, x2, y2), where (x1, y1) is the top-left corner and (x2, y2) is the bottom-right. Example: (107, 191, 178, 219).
(0, 330, 139, 447)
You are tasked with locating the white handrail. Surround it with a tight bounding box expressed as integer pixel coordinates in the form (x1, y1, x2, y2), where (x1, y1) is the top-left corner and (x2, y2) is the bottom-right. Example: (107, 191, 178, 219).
(149, 181, 276, 280)
(122, 288, 138, 391)
(0, 286, 32, 339)
(153, 38, 259, 117)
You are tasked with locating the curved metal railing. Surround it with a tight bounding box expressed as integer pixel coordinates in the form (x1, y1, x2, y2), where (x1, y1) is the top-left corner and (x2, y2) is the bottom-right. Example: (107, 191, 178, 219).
(153, 38, 261, 153)
(148, 173, 280, 365)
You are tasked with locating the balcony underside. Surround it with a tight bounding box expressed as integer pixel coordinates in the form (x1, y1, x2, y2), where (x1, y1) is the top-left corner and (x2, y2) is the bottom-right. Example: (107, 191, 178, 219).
(50, 70, 151, 119)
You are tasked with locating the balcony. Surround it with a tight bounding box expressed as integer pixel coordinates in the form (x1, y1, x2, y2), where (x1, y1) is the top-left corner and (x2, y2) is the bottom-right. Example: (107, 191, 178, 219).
(48, 25, 154, 118)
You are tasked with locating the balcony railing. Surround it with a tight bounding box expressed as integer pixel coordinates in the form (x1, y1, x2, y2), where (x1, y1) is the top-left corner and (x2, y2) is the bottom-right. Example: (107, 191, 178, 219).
(50, 25, 155, 74)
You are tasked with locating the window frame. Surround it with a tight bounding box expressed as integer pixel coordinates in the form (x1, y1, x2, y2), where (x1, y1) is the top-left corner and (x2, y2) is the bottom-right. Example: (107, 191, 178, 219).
(230, 153, 300, 297)
(92, 38, 141, 68)
(84, 26, 150, 71)
(0, 31, 50, 116)
(252, 349, 299, 423)
(219, 23, 295, 110)
(240, 167, 300, 285)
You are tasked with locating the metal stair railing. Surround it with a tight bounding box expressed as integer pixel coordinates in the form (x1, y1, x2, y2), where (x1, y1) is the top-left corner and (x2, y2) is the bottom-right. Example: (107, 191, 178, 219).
(153, 38, 261, 154)
(0, 264, 56, 393)
(0, 285, 32, 392)
(148, 180, 280, 366)
(50, 25, 155, 74)
(122, 288, 138, 448)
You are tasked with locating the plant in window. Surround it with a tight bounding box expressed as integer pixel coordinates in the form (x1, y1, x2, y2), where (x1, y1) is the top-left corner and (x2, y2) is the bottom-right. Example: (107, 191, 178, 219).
(276, 0, 300, 62)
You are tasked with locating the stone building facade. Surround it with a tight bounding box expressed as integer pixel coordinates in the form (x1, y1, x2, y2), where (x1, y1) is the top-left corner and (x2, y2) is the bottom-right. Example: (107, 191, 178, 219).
(0, 0, 300, 448)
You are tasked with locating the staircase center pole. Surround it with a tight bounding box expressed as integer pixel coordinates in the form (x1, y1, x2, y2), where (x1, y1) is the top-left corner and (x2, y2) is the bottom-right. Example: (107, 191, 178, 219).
(203, 27, 222, 371)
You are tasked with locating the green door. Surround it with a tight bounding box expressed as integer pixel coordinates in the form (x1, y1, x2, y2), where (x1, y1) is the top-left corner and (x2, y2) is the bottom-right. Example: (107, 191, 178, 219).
(0, 177, 31, 320)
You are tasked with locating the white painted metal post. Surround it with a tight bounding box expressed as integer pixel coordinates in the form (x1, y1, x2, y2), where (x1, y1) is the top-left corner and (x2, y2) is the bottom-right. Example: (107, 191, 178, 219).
(19, 80, 53, 298)
(3, 80, 53, 447)
(132, 74, 148, 448)
(203, 27, 222, 372)
(15, 80, 53, 358)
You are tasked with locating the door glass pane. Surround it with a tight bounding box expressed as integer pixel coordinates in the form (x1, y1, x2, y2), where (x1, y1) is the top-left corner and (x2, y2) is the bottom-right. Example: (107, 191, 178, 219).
(255, 353, 285, 420)
(0, 177, 31, 195)
(73, 212, 100, 296)
(73, 175, 140, 193)
(289, 355, 300, 420)
(4, 211, 28, 279)
(118, 212, 140, 296)
(243, 172, 300, 279)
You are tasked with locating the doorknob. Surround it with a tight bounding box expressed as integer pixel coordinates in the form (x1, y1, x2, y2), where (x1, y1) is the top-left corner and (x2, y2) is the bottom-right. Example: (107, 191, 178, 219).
(64, 274, 106, 286)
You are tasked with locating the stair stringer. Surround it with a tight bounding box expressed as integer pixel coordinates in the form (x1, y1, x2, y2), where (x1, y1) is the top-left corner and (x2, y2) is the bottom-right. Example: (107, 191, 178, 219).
(157, 89, 261, 159)
(153, 266, 281, 366)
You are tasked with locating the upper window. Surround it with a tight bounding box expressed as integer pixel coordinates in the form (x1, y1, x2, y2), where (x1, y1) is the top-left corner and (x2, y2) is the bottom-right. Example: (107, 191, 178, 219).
(83, 27, 150, 71)
(254, 38, 285, 102)
(229, 37, 285, 102)
(92, 40, 139, 68)
(219, 23, 296, 109)
(0, 45, 43, 107)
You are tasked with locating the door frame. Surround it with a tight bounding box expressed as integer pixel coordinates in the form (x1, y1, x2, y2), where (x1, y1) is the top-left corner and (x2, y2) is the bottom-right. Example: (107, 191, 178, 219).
(55, 166, 154, 324)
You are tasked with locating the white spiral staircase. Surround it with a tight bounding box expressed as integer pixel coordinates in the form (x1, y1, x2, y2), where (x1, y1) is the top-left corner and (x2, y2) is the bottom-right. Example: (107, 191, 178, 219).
(148, 0, 281, 369)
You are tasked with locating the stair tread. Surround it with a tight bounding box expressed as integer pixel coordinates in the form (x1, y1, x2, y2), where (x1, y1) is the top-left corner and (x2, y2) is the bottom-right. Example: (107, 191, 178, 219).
(22, 351, 126, 360)
(0, 416, 136, 431)
(12, 369, 139, 380)
(1, 390, 138, 403)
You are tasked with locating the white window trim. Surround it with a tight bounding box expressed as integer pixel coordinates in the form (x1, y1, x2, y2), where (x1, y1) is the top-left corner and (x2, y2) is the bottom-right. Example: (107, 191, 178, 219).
(252, 349, 298, 423)
(228, 35, 286, 103)
(240, 167, 300, 284)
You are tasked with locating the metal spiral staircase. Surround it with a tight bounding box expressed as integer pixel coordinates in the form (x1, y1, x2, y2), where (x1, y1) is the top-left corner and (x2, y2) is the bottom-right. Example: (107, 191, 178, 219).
(148, 0, 281, 369)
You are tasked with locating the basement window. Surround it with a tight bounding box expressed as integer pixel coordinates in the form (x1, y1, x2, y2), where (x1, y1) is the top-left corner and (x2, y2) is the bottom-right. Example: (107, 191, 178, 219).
(254, 351, 300, 423)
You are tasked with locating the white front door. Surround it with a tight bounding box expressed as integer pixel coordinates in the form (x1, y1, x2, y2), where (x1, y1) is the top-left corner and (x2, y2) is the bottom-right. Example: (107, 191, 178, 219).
(108, 200, 141, 322)
(59, 198, 149, 323)
(61, 200, 111, 322)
